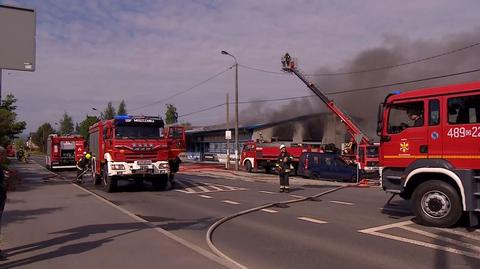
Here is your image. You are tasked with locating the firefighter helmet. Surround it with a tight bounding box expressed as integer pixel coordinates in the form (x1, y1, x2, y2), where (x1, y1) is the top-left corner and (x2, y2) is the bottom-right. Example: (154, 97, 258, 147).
(85, 153, 92, 159)
(280, 144, 286, 150)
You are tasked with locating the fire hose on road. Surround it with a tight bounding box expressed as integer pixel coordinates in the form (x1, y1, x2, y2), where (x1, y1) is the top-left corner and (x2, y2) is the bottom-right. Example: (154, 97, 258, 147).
(206, 184, 359, 269)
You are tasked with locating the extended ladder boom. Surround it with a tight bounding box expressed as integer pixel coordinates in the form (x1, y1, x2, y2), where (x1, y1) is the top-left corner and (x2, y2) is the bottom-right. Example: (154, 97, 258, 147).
(281, 53, 371, 145)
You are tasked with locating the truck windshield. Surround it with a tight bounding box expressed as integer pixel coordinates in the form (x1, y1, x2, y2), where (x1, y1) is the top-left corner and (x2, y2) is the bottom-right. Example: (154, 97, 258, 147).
(115, 126, 163, 139)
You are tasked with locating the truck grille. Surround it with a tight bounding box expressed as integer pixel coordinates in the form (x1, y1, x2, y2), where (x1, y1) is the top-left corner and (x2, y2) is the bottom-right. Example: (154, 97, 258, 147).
(125, 152, 158, 162)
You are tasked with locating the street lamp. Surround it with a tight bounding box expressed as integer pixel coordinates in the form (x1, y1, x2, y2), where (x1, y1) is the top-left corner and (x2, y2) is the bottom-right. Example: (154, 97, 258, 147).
(221, 50, 239, 171)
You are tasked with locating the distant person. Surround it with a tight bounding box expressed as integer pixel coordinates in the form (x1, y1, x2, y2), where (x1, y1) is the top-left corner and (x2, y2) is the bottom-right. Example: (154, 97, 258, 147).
(0, 162, 7, 260)
(408, 109, 423, 127)
(276, 144, 293, 193)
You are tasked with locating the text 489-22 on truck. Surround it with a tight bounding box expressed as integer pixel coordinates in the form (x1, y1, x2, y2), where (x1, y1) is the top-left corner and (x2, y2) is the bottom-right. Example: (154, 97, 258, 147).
(88, 115, 185, 192)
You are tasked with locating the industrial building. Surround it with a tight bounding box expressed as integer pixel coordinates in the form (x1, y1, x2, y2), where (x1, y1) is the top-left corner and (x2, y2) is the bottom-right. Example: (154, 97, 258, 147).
(185, 113, 353, 161)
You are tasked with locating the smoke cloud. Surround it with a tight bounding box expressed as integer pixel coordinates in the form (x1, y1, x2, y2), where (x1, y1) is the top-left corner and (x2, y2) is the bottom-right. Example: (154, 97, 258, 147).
(240, 28, 480, 140)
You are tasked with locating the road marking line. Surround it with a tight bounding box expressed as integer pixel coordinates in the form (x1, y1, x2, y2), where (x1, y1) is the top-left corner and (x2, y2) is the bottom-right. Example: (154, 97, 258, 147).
(297, 217, 328, 224)
(434, 228, 480, 241)
(197, 186, 211, 192)
(359, 228, 480, 260)
(259, 190, 276, 194)
(201, 183, 223, 191)
(199, 195, 213, 199)
(290, 194, 305, 199)
(70, 184, 233, 268)
(222, 200, 240, 205)
(401, 225, 480, 252)
(359, 220, 413, 233)
(261, 209, 278, 213)
(329, 200, 354, 205)
(380, 207, 411, 214)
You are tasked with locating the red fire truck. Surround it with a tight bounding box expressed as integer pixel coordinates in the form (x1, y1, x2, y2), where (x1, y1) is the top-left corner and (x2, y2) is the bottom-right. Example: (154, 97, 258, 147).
(241, 141, 321, 173)
(282, 55, 379, 174)
(88, 115, 185, 192)
(377, 81, 480, 227)
(45, 134, 85, 170)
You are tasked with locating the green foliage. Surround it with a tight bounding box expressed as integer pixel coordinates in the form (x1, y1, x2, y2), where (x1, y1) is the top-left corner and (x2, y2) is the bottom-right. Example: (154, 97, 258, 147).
(14, 138, 25, 149)
(165, 104, 178, 125)
(75, 123, 80, 134)
(101, 101, 116, 120)
(79, 115, 98, 141)
(32, 123, 55, 153)
(117, 100, 127, 115)
(59, 112, 74, 135)
(0, 94, 27, 147)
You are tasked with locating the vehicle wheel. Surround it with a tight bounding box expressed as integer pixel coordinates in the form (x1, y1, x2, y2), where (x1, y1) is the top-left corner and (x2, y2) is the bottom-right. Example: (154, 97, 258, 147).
(411, 180, 462, 228)
(92, 162, 102, 185)
(152, 175, 168, 191)
(244, 160, 253, 173)
(311, 172, 320, 180)
(264, 164, 271, 174)
(103, 164, 117, 193)
(350, 174, 358, 183)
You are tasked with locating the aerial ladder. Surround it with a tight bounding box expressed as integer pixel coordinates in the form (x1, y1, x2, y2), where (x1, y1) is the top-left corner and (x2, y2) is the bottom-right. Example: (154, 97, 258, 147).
(281, 53, 379, 174)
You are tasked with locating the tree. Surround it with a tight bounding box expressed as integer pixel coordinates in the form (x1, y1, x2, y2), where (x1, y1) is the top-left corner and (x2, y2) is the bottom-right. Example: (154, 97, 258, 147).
(75, 123, 80, 134)
(32, 123, 55, 153)
(117, 100, 127, 115)
(165, 104, 178, 125)
(101, 101, 116, 120)
(0, 94, 27, 147)
(79, 115, 98, 141)
(59, 112, 74, 135)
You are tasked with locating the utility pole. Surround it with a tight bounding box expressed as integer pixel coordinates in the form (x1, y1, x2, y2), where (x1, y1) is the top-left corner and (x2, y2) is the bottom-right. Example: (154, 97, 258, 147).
(234, 61, 239, 171)
(226, 93, 230, 169)
(221, 50, 240, 171)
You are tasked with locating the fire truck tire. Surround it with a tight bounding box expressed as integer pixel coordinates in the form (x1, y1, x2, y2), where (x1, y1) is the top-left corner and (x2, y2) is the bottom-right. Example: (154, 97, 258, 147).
(152, 175, 168, 191)
(244, 160, 253, 173)
(411, 180, 462, 228)
(103, 164, 117, 193)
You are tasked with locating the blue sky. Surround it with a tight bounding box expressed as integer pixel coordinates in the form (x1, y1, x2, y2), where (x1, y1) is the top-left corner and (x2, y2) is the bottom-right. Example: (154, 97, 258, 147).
(2, 0, 480, 133)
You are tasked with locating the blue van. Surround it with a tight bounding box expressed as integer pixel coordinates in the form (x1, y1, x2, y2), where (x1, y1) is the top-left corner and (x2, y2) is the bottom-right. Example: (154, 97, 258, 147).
(297, 152, 359, 182)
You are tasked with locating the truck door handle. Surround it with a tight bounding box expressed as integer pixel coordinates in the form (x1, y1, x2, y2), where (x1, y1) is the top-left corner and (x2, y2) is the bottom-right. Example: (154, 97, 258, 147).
(420, 145, 428, 153)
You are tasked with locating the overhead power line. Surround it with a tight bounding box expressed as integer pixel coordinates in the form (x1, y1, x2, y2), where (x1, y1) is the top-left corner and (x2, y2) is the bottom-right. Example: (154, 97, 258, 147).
(179, 66, 480, 119)
(131, 65, 234, 112)
(238, 41, 480, 77)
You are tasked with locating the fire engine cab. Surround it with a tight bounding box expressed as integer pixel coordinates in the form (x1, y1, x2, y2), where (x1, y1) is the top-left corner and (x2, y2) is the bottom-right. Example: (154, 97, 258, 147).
(378, 81, 480, 227)
(89, 115, 185, 192)
(45, 134, 85, 170)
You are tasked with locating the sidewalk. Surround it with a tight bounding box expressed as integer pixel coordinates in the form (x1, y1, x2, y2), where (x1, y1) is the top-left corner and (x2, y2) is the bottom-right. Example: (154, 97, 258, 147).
(0, 160, 228, 269)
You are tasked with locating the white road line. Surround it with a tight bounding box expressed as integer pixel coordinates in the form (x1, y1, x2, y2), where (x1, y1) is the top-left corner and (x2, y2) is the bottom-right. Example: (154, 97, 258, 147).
(401, 225, 480, 252)
(290, 194, 305, 199)
(435, 228, 480, 241)
(199, 195, 213, 199)
(201, 183, 223, 191)
(359, 220, 413, 233)
(70, 184, 234, 268)
(259, 190, 276, 194)
(222, 200, 240, 205)
(329, 200, 354, 206)
(359, 229, 480, 260)
(261, 208, 278, 213)
(197, 186, 211, 192)
(380, 207, 411, 214)
(297, 217, 328, 224)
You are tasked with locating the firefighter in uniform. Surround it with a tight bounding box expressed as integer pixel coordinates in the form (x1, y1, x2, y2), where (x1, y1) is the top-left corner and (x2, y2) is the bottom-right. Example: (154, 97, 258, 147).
(276, 144, 293, 193)
(75, 152, 92, 184)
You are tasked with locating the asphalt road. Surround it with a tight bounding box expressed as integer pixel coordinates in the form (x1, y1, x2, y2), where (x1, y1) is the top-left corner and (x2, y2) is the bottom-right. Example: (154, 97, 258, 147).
(30, 155, 480, 269)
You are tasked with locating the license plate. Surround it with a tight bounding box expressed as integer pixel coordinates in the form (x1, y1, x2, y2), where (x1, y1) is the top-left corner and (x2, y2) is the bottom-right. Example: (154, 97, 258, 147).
(137, 160, 152, 165)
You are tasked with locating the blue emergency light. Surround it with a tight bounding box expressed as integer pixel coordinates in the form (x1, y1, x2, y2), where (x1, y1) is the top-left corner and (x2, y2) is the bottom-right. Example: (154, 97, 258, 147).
(391, 90, 401, 95)
(114, 115, 130, 120)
